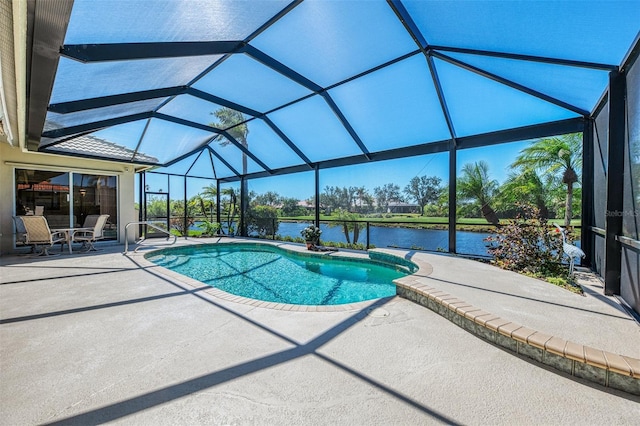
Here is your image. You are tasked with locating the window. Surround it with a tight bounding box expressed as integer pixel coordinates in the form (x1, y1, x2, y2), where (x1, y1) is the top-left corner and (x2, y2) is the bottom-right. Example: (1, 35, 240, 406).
(15, 168, 117, 240)
(73, 173, 118, 239)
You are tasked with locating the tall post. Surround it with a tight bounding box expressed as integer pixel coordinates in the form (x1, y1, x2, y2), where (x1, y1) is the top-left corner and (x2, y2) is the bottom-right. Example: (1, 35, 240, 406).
(240, 176, 248, 237)
(139, 171, 146, 239)
(580, 118, 594, 267)
(448, 139, 457, 253)
(216, 180, 221, 225)
(140, 171, 145, 222)
(604, 70, 625, 295)
(314, 164, 320, 227)
(183, 175, 188, 239)
(366, 222, 370, 250)
(165, 174, 170, 234)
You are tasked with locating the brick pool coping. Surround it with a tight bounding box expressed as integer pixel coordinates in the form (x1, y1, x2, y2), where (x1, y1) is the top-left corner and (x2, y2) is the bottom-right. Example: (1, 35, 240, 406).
(135, 240, 639, 395)
(388, 251, 640, 396)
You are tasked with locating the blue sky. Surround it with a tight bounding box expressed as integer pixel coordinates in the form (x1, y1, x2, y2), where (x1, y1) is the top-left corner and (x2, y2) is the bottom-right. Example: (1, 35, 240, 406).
(246, 140, 531, 200)
(70, 0, 633, 203)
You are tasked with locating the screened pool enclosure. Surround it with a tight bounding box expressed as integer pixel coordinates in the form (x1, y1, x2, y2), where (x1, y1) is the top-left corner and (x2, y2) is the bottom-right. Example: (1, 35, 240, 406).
(16, 1, 640, 312)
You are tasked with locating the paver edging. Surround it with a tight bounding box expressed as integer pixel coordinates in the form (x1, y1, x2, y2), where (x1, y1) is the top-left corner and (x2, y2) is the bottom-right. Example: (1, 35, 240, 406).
(395, 279, 640, 396)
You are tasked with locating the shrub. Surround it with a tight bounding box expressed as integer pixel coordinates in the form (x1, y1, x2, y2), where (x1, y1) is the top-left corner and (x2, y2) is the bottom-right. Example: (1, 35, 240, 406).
(199, 220, 221, 236)
(323, 240, 367, 250)
(485, 204, 565, 277)
(247, 205, 279, 237)
(169, 216, 194, 237)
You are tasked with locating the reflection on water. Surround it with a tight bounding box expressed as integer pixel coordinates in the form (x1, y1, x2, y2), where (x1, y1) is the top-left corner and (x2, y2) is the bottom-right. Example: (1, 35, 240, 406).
(276, 222, 492, 256)
(191, 220, 579, 258)
(148, 244, 404, 305)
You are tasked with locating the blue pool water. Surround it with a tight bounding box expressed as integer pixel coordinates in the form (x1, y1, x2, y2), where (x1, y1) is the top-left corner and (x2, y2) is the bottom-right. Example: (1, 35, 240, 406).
(146, 243, 412, 305)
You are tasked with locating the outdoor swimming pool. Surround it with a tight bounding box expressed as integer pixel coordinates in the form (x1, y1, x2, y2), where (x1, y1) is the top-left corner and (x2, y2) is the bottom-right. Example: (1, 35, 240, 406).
(146, 243, 415, 305)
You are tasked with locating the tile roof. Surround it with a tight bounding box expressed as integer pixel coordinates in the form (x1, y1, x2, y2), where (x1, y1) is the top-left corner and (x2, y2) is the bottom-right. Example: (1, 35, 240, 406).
(43, 134, 158, 164)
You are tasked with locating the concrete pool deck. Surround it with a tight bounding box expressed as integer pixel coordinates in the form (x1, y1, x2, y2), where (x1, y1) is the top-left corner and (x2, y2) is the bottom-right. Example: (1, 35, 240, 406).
(1, 238, 639, 424)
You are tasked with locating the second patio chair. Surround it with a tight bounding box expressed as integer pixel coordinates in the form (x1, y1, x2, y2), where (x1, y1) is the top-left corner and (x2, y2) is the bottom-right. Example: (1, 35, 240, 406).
(72, 214, 110, 251)
(19, 215, 66, 256)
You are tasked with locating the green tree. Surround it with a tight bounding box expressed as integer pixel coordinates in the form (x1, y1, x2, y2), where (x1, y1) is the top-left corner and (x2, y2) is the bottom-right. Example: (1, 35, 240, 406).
(221, 187, 238, 234)
(210, 107, 249, 175)
(201, 183, 217, 199)
(253, 191, 281, 207)
(246, 205, 279, 237)
(540, 175, 581, 222)
(496, 168, 550, 219)
(403, 176, 442, 216)
(320, 186, 351, 214)
(374, 183, 402, 213)
(457, 161, 499, 224)
(513, 133, 582, 227)
(145, 195, 167, 220)
(424, 186, 449, 217)
(331, 209, 362, 244)
(169, 198, 199, 236)
(353, 186, 373, 213)
(303, 196, 317, 216)
(197, 183, 217, 222)
(280, 197, 306, 217)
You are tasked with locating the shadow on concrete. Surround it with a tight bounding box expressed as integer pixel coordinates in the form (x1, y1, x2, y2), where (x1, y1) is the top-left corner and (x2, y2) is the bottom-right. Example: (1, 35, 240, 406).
(39, 254, 462, 425)
(423, 275, 634, 321)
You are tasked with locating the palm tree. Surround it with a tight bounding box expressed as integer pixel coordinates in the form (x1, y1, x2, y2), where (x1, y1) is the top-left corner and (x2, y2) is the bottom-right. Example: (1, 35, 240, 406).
(201, 183, 217, 199)
(210, 107, 249, 175)
(497, 167, 550, 219)
(513, 133, 582, 227)
(458, 161, 500, 224)
(333, 209, 361, 244)
(354, 186, 369, 212)
(199, 183, 217, 221)
(221, 187, 238, 234)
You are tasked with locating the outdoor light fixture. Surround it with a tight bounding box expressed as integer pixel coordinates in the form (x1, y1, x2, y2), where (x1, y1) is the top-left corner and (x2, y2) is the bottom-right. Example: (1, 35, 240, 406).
(79, 188, 86, 197)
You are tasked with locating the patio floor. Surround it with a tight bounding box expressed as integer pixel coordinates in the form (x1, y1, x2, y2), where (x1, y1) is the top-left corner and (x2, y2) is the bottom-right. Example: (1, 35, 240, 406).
(1, 238, 639, 425)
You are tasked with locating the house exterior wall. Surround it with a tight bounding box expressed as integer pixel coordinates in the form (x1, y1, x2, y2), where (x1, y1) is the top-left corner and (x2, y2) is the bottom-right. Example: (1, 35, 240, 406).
(0, 143, 137, 255)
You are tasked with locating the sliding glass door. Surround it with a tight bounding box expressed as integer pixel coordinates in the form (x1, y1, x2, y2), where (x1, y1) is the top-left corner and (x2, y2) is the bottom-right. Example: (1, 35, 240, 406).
(15, 168, 117, 240)
(73, 173, 118, 239)
(15, 169, 71, 228)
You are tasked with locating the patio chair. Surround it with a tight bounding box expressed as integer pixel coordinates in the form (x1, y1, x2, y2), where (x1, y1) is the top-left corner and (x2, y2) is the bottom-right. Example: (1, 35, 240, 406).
(13, 216, 32, 252)
(19, 215, 66, 256)
(80, 214, 101, 229)
(72, 214, 110, 251)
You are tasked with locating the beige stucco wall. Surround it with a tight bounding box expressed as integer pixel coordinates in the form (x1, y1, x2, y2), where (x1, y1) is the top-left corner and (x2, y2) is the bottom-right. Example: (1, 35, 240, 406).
(0, 143, 138, 255)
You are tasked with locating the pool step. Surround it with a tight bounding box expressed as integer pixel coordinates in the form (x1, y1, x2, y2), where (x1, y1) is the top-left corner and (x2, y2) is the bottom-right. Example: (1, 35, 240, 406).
(170, 255, 191, 267)
(148, 254, 190, 268)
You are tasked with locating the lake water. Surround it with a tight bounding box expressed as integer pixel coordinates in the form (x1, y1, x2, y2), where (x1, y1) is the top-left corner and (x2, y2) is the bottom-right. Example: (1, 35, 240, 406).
(276, 222, 492, 256)
(194, 220, 580, 259)
(193, 220, 492, 255)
